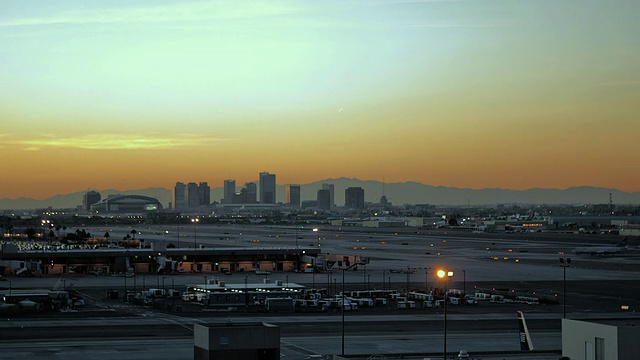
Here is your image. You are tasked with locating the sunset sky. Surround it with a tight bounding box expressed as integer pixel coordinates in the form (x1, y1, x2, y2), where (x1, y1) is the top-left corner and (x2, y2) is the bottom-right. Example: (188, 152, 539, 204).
(1, 0, 639, 200)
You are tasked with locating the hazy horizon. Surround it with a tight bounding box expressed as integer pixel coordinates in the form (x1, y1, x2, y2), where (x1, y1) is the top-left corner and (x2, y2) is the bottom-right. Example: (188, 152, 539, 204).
(0, 177, 633, 201)
(2, 0, 639, 199)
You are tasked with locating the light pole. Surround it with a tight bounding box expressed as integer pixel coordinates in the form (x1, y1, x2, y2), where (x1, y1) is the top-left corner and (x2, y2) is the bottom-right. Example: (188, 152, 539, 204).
(191, 218, 199, 249)
(341, 262, 358, 356)
(312, 272, 316, 289)
(462, 269, 466, 297)
(244, 276, 249, 308)
(437, 269, 454, 360)
(171, 278, 175, 309)
(383, 270, 386, 291)
(363, 265, 367, 290)
(162, 277, 166, 309)
(313, 228, 319, 247)
(560, 257, 571, 318)
(424, 267, 431, 294)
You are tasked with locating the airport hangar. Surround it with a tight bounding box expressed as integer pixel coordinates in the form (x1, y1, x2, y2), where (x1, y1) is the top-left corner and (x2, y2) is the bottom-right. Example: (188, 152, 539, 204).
(0, 244, 321, 276)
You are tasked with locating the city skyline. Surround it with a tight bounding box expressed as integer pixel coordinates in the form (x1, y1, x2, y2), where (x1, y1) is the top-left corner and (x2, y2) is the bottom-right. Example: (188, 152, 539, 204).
(2, 0, 639, 200)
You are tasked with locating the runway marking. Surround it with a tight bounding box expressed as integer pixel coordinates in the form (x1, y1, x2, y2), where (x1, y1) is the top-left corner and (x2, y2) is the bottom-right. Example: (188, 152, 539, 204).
(281, 340, 325, 358)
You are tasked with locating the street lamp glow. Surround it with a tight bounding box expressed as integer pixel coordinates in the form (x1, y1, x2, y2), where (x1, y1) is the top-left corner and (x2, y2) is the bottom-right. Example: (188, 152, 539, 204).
(192, 218, 199, 249)
(313, 228, 320, 247)
(437, 268, 454, 360)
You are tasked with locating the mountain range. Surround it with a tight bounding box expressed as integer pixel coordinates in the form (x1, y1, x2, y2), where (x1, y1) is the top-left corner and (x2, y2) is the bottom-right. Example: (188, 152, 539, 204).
(2, 178, 640, 210)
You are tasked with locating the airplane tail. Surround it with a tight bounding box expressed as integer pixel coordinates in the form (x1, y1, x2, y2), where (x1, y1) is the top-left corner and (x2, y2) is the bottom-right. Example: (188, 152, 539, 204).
(517, 311, 534, 351)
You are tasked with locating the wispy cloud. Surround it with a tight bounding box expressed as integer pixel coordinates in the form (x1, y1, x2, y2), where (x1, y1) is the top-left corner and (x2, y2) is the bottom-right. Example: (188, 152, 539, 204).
(0, 1, 299, 28)
(410, 21, 513, 28)
(0, 0, 506, 31)
(14, 134, 229, 151)
(595, 80, 640, 88)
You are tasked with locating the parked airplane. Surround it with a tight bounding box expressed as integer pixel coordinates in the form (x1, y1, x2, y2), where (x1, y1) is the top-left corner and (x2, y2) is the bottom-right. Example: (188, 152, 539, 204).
(517, 311, 534, 351)
(572, 238, 628, 256)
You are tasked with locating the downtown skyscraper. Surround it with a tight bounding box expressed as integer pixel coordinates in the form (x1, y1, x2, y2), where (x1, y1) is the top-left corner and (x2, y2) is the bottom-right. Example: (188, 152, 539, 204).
(223, 180, 236, 204)
(259, 172, 276, 204)
(286, 184, 300, 208)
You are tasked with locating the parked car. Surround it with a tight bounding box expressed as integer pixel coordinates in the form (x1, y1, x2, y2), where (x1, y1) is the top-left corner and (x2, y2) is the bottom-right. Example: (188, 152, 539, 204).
(457, 349, 470, 358)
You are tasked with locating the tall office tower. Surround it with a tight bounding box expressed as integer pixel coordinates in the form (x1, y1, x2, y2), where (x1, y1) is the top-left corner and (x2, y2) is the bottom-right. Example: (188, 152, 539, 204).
(223, 180, 236, 204)
(259, 172, 276, 204)
(241, 182, 257, 204)
(345, 187, 365, 210)
(322, 183, 335, 209)
(317, 189, 331, 211)
(174, 182, 186, 210)
(187, 182, 200, 208)
(286, 184, 301, 208)
(198, 182, 210, 206)
(83, 190, 101, 212)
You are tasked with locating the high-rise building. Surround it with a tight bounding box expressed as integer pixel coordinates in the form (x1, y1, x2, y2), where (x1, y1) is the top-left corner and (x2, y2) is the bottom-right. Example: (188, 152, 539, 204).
(259, 172, 276, 204)
(174, 182, 186, 210)
(345, 187, 365, 210)
(317, 189, 331, 211)
(187, 182, 200, 208)
(322, 183, 335, 210)
(198, 182, 210, 206)
(223, 180, 236, 204)
(241, 182, 257, 204)
(83, 190, 101, 212)
(286, 184, 301, 208)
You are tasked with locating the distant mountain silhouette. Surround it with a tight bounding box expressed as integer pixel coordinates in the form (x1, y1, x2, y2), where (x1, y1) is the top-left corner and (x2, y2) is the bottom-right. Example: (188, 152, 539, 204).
(0, 188, 172, 211)
(2, 179, 639, 210)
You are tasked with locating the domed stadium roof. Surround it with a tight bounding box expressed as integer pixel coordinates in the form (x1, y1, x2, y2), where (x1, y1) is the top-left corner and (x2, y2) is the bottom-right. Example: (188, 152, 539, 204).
(90, 195, 163, 213)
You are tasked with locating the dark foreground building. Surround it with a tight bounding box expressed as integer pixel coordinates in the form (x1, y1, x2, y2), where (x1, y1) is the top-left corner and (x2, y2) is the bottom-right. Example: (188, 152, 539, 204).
(194, 322, 280, 360)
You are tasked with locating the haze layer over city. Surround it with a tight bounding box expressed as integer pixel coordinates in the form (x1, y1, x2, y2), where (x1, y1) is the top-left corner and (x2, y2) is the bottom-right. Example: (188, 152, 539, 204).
(2, 0, 640, 201)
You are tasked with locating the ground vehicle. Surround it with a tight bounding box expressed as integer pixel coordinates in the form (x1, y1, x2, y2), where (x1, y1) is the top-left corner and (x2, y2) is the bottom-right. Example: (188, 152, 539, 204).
(252, 269, 271, 275)
(457, 349, 469, 358)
